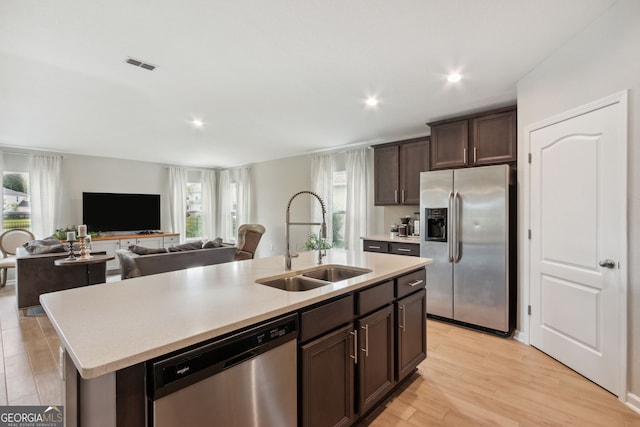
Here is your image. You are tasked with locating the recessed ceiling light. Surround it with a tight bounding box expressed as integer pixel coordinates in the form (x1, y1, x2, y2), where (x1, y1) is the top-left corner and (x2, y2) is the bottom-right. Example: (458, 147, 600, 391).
(191, 119, 204, 128)
(365, 96, 379, 107)
(447, 72, 462, 83)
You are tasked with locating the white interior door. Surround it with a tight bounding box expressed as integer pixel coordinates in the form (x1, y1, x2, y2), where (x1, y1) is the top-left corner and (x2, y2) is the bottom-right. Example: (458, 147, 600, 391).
(528, 92, 627, 396)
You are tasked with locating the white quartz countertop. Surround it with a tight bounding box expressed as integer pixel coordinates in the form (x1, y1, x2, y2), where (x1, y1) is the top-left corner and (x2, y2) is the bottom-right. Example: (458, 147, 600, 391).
(40, 249, 431, 379)
(362, 234, 421, 244)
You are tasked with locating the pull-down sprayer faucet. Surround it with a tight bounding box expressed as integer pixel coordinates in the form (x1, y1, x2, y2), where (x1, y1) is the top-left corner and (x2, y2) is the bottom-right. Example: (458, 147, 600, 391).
(285, 190, 327, 270)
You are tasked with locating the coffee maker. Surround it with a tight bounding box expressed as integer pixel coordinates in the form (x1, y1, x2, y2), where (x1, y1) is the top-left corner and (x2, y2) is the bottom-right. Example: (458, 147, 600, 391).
(398, 216, 412, 237)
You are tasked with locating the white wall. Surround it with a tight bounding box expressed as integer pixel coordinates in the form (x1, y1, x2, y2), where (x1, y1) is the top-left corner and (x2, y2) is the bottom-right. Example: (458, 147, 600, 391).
(58, 153, 172, 232)
(516, 0, 640, 398)
(251, 154, 313, 259)
(2, 151, 172, 235)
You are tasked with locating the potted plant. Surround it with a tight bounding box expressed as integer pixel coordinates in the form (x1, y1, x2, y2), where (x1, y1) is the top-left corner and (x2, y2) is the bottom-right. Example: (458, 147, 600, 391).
(304, 234, 332, 251)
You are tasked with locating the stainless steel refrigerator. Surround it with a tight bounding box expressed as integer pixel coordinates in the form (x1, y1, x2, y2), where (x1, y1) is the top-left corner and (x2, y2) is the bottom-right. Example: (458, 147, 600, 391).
(420, 164, 516, 335)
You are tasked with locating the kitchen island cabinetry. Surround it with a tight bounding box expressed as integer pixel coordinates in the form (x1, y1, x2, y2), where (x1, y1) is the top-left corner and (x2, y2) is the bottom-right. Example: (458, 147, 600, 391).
(301, 324, 356, 427)
(41, 250, 430, 427)
(428, 106, 516, 170)
(299, 269, 424, 426)
(356, 304, 395, 415)
(374, 137, 430, 205)
(396, 289, 427, 381)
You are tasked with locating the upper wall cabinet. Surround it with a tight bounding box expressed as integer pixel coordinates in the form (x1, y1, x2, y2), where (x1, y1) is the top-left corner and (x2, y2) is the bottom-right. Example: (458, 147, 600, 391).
(428, 106, 517, 170)
(374, 137, 430, 206)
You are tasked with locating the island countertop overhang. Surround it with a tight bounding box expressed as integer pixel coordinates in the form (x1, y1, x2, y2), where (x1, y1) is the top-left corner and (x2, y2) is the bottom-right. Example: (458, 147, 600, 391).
(40, 249, 432, 379)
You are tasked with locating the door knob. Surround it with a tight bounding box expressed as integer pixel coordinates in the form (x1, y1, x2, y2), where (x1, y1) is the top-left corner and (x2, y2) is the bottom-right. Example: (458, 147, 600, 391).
(598, 259, 616, 269)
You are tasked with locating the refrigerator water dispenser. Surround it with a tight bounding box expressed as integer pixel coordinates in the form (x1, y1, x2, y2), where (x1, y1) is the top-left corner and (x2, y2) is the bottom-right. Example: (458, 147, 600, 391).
(425, 208, 447, 242)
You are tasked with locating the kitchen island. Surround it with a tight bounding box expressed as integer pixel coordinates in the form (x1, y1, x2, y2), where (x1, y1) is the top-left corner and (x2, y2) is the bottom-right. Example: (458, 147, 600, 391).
(41, 249, 431, 426)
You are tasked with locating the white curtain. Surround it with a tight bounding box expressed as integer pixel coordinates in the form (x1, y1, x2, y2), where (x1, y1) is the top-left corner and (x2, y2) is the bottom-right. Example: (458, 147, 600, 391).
(218, 167, 252, 242)
(236, 167, 252, 230)
(29, 155, 62, 239)
(217, 169, 232, 242)
(310, 153, 333, 243)
(168, 166, 187, 241)
(201, 169, 217, 240)
(345, 148, 368, 250)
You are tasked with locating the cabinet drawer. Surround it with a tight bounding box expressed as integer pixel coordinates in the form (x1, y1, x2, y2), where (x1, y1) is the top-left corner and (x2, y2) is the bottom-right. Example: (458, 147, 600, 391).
(119, 238, 137, 249)
(300, 294, 354, 342)
(395, 269, 426, 299)
(363, 240, 389, 253)
(389, 243, 419, 257)
(356, 281, 394, 316)
(164, 235, 179, 245)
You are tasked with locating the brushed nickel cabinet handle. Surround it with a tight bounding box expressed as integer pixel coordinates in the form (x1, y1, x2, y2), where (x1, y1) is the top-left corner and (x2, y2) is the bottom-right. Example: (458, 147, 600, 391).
(408, 279, 424, 287)
(350, 330, 358, 364)
(361, 324, 369, 357)
(399, 305, 406, 331)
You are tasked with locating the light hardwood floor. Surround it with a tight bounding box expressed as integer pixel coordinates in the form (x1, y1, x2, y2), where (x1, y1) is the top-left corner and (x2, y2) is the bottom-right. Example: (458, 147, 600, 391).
(1, 283, 639, 426)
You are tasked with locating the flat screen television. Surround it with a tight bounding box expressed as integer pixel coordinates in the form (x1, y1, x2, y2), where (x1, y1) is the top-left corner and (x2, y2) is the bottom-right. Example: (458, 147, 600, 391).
(82, 192, 161, 233)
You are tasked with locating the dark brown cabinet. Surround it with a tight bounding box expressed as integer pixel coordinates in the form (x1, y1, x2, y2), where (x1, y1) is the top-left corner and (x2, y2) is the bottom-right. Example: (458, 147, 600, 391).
(301, 324, 356, 427)
(470, 109, 517, 165)
(374, 137, 429, 205)
(299, 268, 427, 426)
(430, 119, 468, 169)
(428, 106, 516, 170)
(363, 239, 419, 257)
(357, 305, 395, 414)
(396, 289, 427, 381)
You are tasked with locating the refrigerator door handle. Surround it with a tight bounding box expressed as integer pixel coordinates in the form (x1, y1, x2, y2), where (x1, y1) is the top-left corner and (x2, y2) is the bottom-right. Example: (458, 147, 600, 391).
(447, 191, 454, 262)
(454, 191, 461, 263)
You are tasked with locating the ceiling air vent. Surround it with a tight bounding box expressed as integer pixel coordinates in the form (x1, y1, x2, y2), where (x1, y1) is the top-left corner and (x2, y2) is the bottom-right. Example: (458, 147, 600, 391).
(125, 57, 157, 71)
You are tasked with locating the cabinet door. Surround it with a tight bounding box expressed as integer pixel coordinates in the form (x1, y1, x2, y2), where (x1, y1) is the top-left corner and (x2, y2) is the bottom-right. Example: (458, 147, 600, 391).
(357, 305, 395, 415)
(301, 324, 356, 427)
(399, 139, 429, 204)
(374, 145, 400, 205)
(396, 290, 427, 381)
(470, 109, 517, 165)
(430, 119, 468, 170)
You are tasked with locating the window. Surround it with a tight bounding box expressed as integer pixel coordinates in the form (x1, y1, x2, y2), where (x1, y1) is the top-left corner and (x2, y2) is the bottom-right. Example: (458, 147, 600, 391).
(186, 181, 202, 238)
(332, 170, 346, 248)
(3, 172, 31, 231)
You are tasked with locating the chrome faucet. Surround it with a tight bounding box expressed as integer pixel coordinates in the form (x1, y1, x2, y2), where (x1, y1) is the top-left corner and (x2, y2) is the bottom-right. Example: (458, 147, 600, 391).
(285, 190, 327, 270)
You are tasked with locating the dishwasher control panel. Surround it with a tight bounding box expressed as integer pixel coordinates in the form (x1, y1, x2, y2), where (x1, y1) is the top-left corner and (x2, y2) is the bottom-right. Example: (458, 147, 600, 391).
(148, 314, 298, 399)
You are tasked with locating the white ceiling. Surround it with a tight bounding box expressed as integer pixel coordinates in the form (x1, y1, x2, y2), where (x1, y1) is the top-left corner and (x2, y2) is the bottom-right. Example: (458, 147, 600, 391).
(0, 0, 616, 168)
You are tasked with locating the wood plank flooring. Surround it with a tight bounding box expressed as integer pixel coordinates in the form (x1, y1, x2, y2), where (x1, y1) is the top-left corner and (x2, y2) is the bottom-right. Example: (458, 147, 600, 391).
(0, 282, 638, 426)
(361, 320, 640, 426)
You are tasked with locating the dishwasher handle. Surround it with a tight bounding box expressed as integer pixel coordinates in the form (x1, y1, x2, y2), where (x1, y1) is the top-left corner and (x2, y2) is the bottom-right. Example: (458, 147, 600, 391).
(149, 314, 298, 400)
(223, 351, 258, 369)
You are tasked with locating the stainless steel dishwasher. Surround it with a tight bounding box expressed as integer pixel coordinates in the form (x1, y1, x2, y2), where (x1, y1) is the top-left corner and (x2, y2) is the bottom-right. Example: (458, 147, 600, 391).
(148, 314, 298, 427)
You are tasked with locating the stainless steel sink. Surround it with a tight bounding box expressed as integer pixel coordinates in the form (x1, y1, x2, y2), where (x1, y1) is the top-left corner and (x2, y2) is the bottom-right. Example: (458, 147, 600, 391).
(256, 265, 372, 292)
(258, 275, 330, 292)
(302, 265, 372, 282)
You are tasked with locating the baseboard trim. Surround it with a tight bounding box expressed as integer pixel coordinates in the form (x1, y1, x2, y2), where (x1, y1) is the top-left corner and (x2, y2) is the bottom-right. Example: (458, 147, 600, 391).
(513, 329, 527, 344)
(626, 392, 640, 415)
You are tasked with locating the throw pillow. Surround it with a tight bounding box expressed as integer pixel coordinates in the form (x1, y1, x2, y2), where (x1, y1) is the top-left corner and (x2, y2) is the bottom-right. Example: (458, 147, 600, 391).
(23, 238, 67, 254)
(128, 245, 168, 255)
(168, 241, 204, 252)
(202, 237, 223, 248)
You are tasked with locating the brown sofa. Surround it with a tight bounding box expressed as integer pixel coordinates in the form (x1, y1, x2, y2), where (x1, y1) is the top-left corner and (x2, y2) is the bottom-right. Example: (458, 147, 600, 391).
(115, 245, 237, 279)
